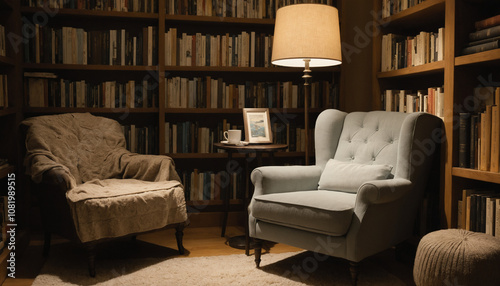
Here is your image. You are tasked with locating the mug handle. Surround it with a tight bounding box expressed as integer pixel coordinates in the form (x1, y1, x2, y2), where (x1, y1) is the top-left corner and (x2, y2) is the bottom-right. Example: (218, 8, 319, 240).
(224, 131, 228, 141)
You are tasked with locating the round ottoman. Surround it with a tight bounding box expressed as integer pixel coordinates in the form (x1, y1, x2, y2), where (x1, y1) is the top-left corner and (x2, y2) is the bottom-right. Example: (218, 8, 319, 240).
(414, 229, 500, 286)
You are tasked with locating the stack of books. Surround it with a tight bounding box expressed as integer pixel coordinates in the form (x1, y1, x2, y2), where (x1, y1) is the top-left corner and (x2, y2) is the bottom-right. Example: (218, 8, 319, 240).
(381, 0, 425, 18)
(462, 14, 500, 55)
(122, 125, 158, 155)
(179, 169, 245, 202)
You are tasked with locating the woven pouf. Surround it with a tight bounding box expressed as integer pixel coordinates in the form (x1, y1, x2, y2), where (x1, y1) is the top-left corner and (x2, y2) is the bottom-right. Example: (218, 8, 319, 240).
(414, 229, 500, 286)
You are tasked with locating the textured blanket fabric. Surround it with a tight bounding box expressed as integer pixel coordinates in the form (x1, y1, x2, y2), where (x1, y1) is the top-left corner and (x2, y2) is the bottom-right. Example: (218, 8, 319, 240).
(23, 113, 187, 242)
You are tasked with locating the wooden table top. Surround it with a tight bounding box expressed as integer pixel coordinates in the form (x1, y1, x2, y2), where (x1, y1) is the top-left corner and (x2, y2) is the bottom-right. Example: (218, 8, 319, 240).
(213, 143, 288, 152)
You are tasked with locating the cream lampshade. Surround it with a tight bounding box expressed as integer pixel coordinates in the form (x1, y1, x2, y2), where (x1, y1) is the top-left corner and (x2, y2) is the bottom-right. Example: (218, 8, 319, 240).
(271, 3, 342, 164)
(271, 4, 342, 68)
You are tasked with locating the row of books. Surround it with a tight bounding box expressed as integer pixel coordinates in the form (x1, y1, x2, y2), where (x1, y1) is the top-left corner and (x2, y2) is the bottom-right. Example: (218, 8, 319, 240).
(0, 25, 5, 57)
(0, 75, 8, 109)
(457, 188, 500, 237)
(165, 28, 272, 68)
(462, 14, 500, 55)
(458, 87, 500, 171)
(22, 0, 159, 13)
(24, 24, 158, 66)
(165, 0, 335, 19)
(164, 120, 311, 154)
(380, 28, 444, 72)
(165, 76, 337, 109)
(179, 169, 245, 202)
(24, 73, 159, 108)
(122, 124, 158, 154)
(165, 120, 241, 154)
(382, 87, 444, 117)
(381, 0, 425, 18)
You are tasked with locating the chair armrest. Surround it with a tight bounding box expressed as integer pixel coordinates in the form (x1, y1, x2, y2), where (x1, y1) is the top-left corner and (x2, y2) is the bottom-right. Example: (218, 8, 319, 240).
(40, 168, 75, 193)
(355, 178, 413, 206)
(120, 153, 181, 183)
(251, 165, 322, 196)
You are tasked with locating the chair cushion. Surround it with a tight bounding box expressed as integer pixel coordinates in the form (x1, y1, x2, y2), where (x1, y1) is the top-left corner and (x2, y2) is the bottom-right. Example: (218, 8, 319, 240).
(67, 179, 187, 243)
(318, 159, 393, 193)
(252, 190, 356, 236)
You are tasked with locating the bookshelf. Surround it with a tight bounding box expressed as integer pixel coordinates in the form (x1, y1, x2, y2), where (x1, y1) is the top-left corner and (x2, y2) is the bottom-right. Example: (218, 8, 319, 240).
(19, 0, 341, 225)
(374, 0, 500, 232)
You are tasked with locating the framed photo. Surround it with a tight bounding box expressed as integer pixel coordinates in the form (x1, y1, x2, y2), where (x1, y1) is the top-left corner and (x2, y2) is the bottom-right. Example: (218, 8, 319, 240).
(243, 108, 273, 144)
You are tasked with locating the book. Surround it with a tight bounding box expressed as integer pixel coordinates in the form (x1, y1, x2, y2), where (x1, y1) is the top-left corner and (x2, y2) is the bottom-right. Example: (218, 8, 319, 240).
(469, 25, 500, 42)
(496, 198, 500, 237)
(491, 105, 500, 172)
(459, 113, 471, 168)
(475, 14, 500, 31)
(462, 40, 499, 55)
(480, 107, 492, 171)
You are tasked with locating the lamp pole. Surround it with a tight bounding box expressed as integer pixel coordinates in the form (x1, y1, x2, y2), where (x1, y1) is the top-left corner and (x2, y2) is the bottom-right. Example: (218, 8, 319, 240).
(303, 59, 311, 165)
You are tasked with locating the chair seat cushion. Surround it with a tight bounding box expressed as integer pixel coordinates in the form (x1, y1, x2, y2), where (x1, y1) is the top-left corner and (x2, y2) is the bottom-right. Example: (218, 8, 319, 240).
(252, 190, 356, 236)
(67, 179, 187, 243)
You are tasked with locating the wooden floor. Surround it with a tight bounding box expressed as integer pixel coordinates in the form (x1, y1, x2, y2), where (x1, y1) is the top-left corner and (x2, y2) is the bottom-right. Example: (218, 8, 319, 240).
(3, 226, 416, 285)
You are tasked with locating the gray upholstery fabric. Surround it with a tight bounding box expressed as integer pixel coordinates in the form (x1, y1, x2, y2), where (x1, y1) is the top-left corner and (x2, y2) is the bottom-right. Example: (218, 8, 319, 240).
(249, 109, 442, 263)
(318, 159, 393, 193)
(252, 190, 356, 236)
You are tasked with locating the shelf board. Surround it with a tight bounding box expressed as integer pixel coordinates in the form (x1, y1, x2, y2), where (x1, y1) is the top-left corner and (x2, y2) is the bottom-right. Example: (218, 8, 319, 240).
(0, 108, 16, 117)
(455, 49, 500, 66)
(0, 56, 15, 67)
(452, 167, 500, 184)
(23, 63, 158, 72)
(165, 14, 274, 25)
(0, 165, 15, 180)
(20, 7, 158, 20)
(23, 107, 159, 114)
(165, 108, 323, 114)
(377, 61, 444, 78)
(380, 0, 445, 28)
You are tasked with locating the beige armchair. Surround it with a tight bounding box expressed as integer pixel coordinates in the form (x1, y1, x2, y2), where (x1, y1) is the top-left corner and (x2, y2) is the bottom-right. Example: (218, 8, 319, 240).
(249, 109, 442, 285)
(23, 113, 188, 277)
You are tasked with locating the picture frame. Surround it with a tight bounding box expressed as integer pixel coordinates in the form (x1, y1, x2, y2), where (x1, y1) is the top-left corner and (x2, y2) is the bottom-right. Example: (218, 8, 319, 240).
(243, 108, 273, 144)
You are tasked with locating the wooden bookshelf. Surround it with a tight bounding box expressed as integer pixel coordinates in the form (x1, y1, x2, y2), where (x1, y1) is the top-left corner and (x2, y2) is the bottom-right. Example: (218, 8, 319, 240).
(18, 1, 341, 219)
(374, 0, 500, 229)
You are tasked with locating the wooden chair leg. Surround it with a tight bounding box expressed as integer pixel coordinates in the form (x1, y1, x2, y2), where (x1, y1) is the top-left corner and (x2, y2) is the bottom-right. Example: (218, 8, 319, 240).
(86, 244, 96, 277)
(43, 232, 51, 257)
(175, 223, 185, 255)
(254, 239, 262, 268)
(349, 261, 359, 286)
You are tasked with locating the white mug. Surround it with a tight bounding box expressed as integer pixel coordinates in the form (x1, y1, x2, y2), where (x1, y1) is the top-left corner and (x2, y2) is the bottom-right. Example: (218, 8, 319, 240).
(224, 129, 241, 144)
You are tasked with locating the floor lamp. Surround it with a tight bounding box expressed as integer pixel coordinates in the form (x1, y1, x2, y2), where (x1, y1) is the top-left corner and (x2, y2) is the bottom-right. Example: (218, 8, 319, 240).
(271, 3, 342, 165)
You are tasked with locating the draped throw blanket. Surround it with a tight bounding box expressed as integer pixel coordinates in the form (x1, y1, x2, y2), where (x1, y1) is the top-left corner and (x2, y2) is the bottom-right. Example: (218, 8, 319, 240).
(23, 113, 187, 242)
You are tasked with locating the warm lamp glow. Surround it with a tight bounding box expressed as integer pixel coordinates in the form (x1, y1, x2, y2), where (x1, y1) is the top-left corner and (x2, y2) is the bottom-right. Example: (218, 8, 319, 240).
(271, 4, 342, 68)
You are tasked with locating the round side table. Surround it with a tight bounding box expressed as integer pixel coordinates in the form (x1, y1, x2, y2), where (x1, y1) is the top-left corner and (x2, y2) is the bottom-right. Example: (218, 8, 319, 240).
(213, 143, 287, 255)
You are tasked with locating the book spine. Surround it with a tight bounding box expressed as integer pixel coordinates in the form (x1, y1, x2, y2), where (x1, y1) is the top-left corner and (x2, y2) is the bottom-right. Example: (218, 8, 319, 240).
(459, 113, 471, 168)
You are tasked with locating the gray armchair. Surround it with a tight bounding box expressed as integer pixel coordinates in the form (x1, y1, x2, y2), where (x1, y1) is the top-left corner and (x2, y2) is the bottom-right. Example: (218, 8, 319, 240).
(249, 109, 441, 284)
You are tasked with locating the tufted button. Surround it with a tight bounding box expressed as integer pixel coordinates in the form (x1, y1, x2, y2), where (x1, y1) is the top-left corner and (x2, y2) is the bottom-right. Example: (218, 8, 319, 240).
(351, 156, 355, 160)
(372, 157, 376, 161)
(375, 127, 379, 131)
(389, 139, 394, 143)
(348, 139, 352, 143)
(364, 139, 368, 143)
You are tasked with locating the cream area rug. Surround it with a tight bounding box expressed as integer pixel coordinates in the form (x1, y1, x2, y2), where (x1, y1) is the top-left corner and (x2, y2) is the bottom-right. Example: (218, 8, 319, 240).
(32, 241, 407, 285)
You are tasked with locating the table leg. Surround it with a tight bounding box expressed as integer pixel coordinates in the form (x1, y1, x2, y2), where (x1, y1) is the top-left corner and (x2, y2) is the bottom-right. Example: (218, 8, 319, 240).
(221, 151, 233, 237)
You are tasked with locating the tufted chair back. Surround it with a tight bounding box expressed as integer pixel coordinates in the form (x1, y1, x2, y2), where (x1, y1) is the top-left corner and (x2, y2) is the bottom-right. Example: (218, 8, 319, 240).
(315, 109, 441, 184)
